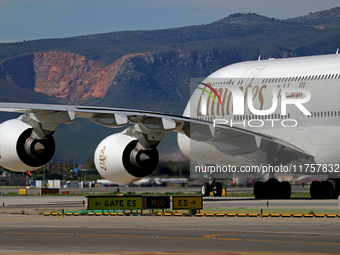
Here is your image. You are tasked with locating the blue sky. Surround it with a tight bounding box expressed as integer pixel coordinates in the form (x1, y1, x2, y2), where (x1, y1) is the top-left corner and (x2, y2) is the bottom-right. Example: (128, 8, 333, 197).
(0, 0, 339, 43)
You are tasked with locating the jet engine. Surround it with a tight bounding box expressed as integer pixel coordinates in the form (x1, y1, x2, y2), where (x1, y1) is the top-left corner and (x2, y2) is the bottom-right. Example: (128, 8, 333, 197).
(0, 119, 55, 171)
(94, 133, 159, 184)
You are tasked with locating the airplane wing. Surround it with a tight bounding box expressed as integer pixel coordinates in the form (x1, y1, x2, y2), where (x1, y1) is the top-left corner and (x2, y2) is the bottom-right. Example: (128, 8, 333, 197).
(0, 102, 313, 167)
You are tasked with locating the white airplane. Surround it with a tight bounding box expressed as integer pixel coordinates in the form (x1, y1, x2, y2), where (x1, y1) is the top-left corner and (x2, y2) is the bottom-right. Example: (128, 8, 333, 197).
(0, 53, 339, 199)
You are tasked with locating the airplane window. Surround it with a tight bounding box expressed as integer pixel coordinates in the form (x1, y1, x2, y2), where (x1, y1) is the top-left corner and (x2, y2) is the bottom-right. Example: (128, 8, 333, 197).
(331, 111, 333, 117)
(321, 112, 323, 117)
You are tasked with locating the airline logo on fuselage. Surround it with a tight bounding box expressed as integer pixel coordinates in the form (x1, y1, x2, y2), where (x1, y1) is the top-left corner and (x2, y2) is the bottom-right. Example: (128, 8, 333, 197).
(196, 81, 311, 117)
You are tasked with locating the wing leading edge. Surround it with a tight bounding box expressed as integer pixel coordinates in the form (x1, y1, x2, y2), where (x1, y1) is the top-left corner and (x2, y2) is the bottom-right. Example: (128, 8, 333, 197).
(0, 102, 313, 166)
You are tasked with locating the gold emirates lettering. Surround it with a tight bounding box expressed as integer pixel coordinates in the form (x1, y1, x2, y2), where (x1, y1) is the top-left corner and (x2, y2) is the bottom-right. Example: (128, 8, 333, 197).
(196, 82, 307, 116)
(99, 146, 107, 171)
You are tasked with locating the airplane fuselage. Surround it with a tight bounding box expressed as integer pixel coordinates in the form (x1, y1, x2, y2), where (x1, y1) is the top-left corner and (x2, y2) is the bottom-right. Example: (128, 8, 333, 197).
(178, 54, 340, 171)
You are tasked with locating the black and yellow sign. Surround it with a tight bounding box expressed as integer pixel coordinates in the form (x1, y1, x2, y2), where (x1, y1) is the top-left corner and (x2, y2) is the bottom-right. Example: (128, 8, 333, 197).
(145, 196, 170, 209)
(87, 196, 142, 210)
(172, 196, 203, 210)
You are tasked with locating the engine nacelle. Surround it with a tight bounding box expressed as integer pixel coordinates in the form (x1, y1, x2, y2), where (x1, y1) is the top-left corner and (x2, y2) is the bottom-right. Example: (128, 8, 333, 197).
(94, 133, 159, 184)
(0, 119, 55, 171)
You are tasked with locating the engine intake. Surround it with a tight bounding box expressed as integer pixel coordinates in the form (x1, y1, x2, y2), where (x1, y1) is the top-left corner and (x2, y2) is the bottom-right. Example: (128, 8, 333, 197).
(94, 133, 159, 184)
(0, 119, 55, 171)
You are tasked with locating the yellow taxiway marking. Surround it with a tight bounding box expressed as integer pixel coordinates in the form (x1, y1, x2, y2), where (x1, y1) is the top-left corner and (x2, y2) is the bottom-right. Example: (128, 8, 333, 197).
(3, 231, 340, 246)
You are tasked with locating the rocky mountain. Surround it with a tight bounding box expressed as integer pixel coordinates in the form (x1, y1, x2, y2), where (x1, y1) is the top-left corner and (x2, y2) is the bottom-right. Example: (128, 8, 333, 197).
(286, 7, 340, 27)
(1, 7, 340, 160)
